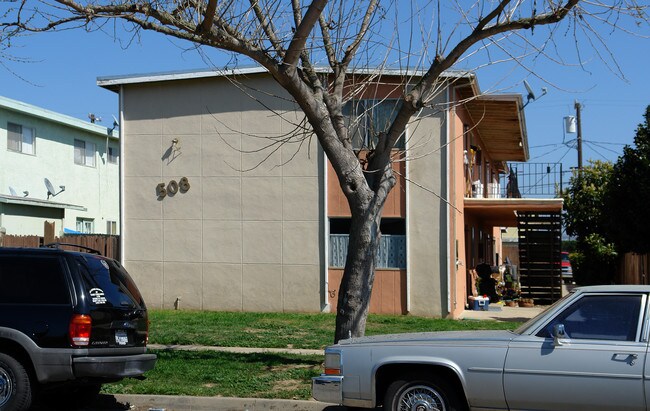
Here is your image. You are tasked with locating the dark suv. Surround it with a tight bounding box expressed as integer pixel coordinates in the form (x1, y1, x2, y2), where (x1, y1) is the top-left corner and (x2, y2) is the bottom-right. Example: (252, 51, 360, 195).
(0, 245, 156, 411)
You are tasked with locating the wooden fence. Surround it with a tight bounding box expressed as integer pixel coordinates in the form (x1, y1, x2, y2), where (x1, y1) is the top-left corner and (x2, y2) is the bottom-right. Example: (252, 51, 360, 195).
(0, 234, 120, 260)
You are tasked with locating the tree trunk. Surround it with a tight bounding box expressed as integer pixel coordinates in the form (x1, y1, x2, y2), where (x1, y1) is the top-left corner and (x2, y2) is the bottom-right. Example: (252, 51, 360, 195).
(334, 205, 383, 343)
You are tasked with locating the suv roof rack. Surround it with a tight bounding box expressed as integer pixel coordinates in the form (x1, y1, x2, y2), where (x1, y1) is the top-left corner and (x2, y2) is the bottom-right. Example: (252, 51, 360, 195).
(42, 243, 102, 255)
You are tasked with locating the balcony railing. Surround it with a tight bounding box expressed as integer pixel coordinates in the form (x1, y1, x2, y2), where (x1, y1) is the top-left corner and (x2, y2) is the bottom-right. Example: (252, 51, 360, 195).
(499, 162, 565, 199)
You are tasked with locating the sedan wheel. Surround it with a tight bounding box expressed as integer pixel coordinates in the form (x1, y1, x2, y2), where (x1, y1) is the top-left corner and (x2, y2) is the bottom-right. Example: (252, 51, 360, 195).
(396, 384, 445, 411)
(385, 375, 465, 411)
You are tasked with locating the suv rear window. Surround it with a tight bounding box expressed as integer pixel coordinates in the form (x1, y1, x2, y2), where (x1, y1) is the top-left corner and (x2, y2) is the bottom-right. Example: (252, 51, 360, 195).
(74, 256, 144, 309)
(0, 256, 70, 304)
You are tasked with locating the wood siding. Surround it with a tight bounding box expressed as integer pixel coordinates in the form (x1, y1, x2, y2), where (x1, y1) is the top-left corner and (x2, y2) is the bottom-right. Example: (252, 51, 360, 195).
(328, 268, 407, 314)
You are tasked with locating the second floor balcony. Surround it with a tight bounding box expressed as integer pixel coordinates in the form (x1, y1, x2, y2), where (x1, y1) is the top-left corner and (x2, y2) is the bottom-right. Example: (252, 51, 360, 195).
(468, 162, 565, 200)
(465, 162, 565, 227)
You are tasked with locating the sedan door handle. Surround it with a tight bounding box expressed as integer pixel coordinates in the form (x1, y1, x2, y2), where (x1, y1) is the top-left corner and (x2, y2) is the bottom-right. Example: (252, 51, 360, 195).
(613, 353, 638, 365)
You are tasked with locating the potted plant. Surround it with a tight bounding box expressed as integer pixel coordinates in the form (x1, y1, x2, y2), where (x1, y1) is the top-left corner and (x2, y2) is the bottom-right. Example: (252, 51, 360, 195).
(518, 298, 534, 307)
(502, 284, 520, 307)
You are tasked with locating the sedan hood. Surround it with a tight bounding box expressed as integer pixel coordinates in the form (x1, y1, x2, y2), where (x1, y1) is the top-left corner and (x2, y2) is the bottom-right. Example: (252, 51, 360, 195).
(337, 330, 516, 346)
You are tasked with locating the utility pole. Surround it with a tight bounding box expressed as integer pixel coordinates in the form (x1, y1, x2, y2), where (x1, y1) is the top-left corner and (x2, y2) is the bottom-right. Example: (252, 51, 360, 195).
(574, 100, 583, 169)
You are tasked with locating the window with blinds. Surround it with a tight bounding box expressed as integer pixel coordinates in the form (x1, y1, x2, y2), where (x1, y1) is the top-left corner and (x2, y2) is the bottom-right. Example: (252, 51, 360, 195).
(342, 99, 404, 150)
(7, 122, 35, 154)
(74, 139, 96, 167)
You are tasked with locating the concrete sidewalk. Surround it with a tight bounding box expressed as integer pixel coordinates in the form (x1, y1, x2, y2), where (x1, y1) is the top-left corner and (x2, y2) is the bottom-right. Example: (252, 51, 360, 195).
(103, 394, 344, 411)
(461, 283, 574, 322)
(459, 304, 547, 322)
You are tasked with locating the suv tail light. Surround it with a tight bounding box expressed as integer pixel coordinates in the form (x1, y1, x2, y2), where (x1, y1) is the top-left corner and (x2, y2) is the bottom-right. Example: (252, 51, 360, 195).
(69, 314, 92, 346)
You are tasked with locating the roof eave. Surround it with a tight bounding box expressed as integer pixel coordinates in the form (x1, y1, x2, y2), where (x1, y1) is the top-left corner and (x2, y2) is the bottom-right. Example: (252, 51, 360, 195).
(0, 195, 87, 211)
(97, 66, 476, 91)
(0, 96, 118, 140)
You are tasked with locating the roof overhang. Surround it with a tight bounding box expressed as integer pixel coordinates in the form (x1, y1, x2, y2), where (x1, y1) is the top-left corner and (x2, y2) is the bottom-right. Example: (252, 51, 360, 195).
(464, 198, 563, 227)
(0, 195, 87, 212)
(97, 66, 474, 92)
(455, 81, 529, 168)
(0, 96, 118, 140)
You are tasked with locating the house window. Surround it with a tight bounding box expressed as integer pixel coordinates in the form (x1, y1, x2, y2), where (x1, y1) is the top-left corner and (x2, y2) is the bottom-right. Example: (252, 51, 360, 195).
(106, 221, 117, 235)
(74, 139, 96, 167)
(7, 122, 35, 154)
(76, 218, 94, 234)
(329, 218, 406, 269)
(343, 99, 404, 150)
(108, 147, 119, 164)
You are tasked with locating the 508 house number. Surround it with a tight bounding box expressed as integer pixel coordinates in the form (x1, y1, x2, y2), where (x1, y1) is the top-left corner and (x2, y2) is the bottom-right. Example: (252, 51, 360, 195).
(157, 177, 190, 198)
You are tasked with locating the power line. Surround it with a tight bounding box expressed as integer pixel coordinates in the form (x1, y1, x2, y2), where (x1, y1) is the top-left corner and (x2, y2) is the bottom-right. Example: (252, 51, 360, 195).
(584, 141, 613, 162)
(529, 142, 563, 149)
(581, 139, 627, 146)
(584, 141, 621, 157)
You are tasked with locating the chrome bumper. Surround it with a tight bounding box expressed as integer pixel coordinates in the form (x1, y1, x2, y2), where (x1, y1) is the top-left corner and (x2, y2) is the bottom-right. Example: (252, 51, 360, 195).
(312, 374, 343, 404)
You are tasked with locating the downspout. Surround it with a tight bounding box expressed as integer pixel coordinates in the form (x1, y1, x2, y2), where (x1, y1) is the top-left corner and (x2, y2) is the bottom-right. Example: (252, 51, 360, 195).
(322, 145, 330, 312)
(405, 123, 411, 313)
(118, 86, 126, 264)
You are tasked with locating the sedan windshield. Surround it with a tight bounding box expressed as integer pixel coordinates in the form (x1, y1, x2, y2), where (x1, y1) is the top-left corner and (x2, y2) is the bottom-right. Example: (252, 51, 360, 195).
(513, 293, 573, 334)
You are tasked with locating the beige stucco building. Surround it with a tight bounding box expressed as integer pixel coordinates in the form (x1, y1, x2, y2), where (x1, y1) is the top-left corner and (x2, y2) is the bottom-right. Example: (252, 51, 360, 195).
(99, 67, 562, 318)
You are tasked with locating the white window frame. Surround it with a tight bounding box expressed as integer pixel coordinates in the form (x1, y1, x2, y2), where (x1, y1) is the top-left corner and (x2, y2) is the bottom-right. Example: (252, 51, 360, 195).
(107, 146, 119, 164)
(76, 218, 94, 234)
(343, 99, 403, 150)
(7, 122, 35, 155)
(74, 139, 96, 167)
(106, 220, 117, 235)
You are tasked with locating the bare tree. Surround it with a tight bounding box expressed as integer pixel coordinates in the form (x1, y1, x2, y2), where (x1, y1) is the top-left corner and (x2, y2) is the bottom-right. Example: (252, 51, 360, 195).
(2, 0, 647, 342)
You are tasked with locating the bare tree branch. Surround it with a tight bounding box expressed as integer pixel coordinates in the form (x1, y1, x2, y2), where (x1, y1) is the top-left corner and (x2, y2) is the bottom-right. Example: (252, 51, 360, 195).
(249, 0, 284, 56)
(319, 14, 337, 69)
(340, 0, 377, 69)
(197, 0, 218, 34)
(283, 0, 326, 67)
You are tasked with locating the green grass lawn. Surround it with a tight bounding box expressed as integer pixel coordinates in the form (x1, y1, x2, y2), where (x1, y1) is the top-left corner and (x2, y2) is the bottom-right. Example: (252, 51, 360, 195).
(103, 311, 520, 399)
(147, 310, 519, 349)
(105, 350, 322, 400)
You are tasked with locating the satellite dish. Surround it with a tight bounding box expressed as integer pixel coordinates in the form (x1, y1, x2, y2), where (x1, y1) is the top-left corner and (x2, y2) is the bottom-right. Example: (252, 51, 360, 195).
(108, 114, 120, 134)
(523, 80, 536, 101)
(44, 178, 65, 199)
(521, 80, 548, 109)
(8, 186, 17, 196)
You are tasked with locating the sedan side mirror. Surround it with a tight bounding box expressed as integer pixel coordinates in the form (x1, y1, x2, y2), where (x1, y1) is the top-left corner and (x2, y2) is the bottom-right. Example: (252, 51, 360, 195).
(553, 323, 569, 347)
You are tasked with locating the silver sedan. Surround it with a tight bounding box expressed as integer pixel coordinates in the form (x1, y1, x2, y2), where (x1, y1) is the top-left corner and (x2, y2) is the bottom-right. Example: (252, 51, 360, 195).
(313, 285, 649, 411)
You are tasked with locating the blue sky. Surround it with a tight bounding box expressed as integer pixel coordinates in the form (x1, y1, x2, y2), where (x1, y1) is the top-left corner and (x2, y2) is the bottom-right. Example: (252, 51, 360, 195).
(1, 15, 648, 178)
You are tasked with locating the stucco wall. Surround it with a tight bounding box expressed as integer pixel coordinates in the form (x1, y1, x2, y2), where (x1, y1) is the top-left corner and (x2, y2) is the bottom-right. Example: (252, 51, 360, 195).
(0, 203, 64, 235)
(120, 75, 325, 312)
(406, 101, 448, 317)
(0, 104, 119, 235)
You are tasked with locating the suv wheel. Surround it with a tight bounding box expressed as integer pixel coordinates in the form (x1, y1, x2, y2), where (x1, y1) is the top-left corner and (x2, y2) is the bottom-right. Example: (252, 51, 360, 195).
(0, 353, 32, 411)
